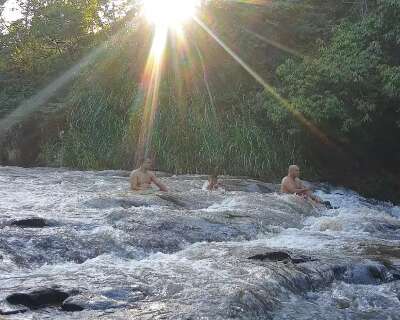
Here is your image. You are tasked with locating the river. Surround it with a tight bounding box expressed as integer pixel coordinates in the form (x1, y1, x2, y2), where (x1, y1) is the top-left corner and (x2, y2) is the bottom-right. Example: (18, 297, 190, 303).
(0, 166, 399, 319)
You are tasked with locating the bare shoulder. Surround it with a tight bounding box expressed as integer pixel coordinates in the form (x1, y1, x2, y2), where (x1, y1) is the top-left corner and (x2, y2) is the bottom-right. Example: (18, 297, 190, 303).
(281, 176, 289, 184)
(130, 169, 140, 178)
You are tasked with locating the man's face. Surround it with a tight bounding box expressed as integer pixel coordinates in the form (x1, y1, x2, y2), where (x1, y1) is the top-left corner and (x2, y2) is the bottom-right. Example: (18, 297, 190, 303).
(142, 159, 152, 170)
(290, 166, 300, 178)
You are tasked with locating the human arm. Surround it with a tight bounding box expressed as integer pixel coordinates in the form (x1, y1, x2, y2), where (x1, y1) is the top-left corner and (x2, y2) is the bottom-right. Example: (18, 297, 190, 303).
(282, 177, 310, 194)
(130, 173, 141, 191)
(150, 173, 168, 192)
(297, 179, 323, 202)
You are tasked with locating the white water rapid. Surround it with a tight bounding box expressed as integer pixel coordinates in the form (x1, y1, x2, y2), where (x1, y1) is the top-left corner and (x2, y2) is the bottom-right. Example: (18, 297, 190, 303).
(0, 166, 399, 319)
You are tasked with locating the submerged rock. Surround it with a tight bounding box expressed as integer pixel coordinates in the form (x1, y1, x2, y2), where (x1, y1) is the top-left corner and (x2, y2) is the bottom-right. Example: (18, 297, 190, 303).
(335, 298, 351, 309)
(0, 308, 27, 315)
(156, 193, 189, 208)
(337, 262, 400, 285)
(62, 294, 128, 311)
(249, 251, 292, 262)
(248, 251, 316, 264)
(221, 179, 280, 193)
(84, 197, 150, 209)
(6, 288, 70, 309)
(61, 302, 84, 312)
(11, 218, 49, 228)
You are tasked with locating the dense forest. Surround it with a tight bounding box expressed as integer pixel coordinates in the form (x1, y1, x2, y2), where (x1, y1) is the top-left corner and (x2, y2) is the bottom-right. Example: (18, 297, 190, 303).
(0, 0, 399, 201)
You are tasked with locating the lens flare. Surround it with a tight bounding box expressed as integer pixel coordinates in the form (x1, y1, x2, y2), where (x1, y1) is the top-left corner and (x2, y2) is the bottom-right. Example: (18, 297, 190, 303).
(143, 0, 199, 28)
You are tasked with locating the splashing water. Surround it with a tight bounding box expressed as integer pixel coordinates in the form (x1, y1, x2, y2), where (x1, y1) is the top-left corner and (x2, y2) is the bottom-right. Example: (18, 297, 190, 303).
(0, 166, 399, 319)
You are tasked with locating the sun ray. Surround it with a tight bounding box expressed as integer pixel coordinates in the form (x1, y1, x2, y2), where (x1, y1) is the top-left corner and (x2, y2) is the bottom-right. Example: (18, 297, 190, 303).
(193, 42, 216, 120)
(0, 19, 141, 138)
(194, 17, 334, 147)
(0, 44, 107, 138)
(143, 0, 199, 29)
(135, 25, 168, 161)
(241, 27, 304, 58)
(135, 0, 201, 160)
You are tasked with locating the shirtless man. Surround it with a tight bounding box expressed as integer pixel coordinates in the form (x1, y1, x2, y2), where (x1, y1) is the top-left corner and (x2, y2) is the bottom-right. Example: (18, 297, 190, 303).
(281, 165, 322, 204)
(130, 158, 168, 192)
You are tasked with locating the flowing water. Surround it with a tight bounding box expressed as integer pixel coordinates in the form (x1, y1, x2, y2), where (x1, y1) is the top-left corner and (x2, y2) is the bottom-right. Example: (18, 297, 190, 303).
(0, 166, 399, 319)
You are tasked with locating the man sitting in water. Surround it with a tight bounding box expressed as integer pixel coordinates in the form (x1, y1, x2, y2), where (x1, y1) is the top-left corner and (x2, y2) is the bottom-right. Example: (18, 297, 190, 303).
(281, 165, 332, 208)
(130, 158, 168, 192)
(205, 174, 223, 191)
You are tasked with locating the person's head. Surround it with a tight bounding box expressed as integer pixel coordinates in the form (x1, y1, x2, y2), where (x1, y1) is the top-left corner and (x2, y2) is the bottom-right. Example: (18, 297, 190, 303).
(288, 165, 300, 178)
(207, 174, 218, 190)
(208, 174, 218, 185)
(140, 158, 153, 170)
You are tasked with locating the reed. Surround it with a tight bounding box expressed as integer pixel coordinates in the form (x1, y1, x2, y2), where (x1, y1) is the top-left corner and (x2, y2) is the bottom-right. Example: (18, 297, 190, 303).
(39, 29, 311, 180)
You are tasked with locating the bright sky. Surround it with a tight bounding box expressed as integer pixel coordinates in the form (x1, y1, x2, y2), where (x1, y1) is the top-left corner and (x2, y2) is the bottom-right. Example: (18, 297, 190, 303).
(2, 0, 23, 23)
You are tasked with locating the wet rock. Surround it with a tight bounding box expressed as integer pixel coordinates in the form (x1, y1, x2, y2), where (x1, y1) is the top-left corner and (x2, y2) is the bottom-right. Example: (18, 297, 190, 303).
(222, 179, 279, 193)
(62, 294, 128, 311)
(335, 298, 351, 309)
(156, 193, 221, 210)
(340, 262, 392, 284)
(321, 200, 336, 210)
(119, 199, 150, 209)
(290, 255, 316, 264)
(157, 193, 190, 208)
(61, 302, 84, 312)
(368, 264, 388, 282)
(84, 198, 149, 209)
(248, 251, 315, 264)
(372, 222, 400, 232)
(101, 286, 147, 302)
(391, 270, 400, 281)
(249, 251, 291, 262)
(11, 218, 49, 228)
(6, 288, 69, 309)
(361, 244, 400, 259)
(0, 308, 27, 315)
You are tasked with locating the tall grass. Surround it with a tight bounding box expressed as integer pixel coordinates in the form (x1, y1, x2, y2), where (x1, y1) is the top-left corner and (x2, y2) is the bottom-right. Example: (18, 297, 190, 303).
(42, 81, 308, 179)
(150, 92, 308, 180)
(40, 28, 312, 180)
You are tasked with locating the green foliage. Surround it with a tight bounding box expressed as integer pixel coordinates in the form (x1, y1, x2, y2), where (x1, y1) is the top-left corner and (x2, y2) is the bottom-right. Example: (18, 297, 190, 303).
(150, 93, 304, 178)
(2, 0, 400, 200)
(274, 0, 400, 161)
(0, 0, 132, 117)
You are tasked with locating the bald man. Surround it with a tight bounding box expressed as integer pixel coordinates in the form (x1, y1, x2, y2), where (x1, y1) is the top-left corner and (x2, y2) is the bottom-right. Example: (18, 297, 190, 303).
(130, 158, 168, 192)
(281, 165, 322, 203)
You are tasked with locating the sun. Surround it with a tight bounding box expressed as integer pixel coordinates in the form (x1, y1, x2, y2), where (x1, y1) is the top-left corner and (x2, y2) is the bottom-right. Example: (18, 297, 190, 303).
(143, 0, 199, 28)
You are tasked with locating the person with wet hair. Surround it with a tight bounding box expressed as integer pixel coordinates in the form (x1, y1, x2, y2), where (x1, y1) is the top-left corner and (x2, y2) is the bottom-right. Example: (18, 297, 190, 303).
(130, 158, 168, 192)
(281, 165, 333, 209)
(206, 174, 221, 191)
(202, 172, 224, 191)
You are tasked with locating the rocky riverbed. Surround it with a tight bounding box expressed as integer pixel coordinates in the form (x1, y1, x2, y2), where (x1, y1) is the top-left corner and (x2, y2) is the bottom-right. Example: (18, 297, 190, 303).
(0, 166, 400, 319)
